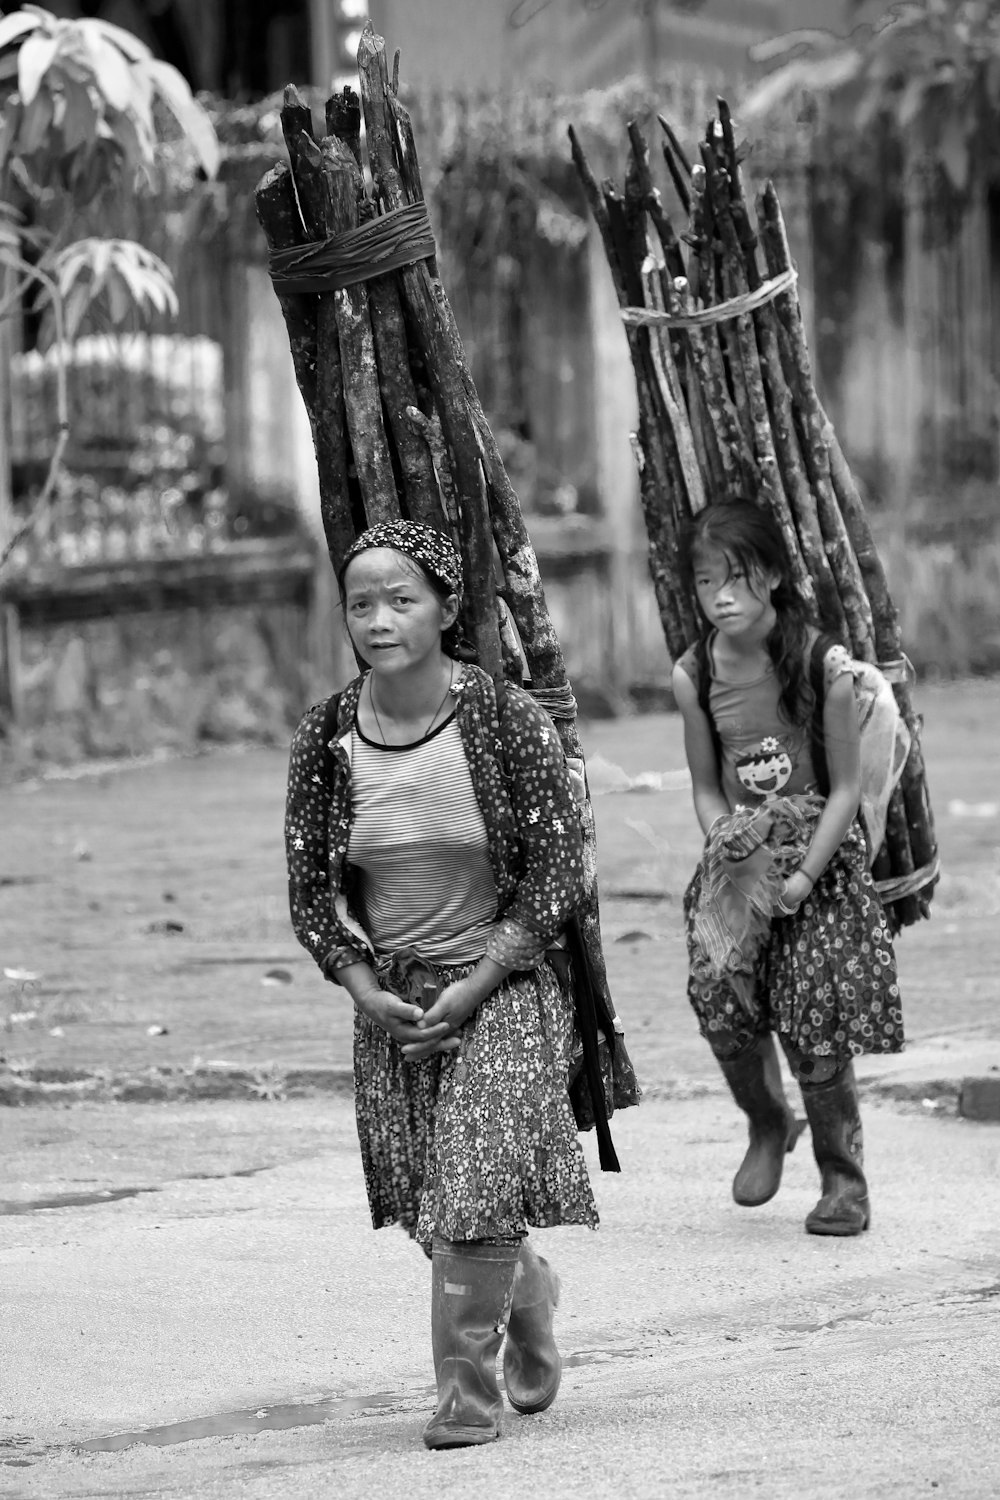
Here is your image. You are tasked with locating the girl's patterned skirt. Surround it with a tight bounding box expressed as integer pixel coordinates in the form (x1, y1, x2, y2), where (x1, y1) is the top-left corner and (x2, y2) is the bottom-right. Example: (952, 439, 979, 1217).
(353, 957, 599, 1255)
(683, 819, 904, 1063)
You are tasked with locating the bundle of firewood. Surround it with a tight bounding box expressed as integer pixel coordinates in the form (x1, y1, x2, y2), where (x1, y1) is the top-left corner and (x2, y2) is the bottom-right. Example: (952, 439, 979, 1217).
(253, 24, 634, 1113)
(569, 103, 938, 930)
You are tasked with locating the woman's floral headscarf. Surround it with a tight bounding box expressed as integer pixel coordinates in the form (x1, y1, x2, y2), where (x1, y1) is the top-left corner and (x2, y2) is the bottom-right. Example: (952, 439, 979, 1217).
(341, 521, 463, 602)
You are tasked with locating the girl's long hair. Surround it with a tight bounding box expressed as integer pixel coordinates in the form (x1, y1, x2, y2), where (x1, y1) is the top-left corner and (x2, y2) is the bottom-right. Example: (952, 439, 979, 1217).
(680, 499, 821, 729)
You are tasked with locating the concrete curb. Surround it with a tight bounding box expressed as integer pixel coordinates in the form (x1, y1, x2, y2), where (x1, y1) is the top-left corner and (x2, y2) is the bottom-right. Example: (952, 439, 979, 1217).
(957, 1075, 1000, 1122)
(2, 1062, 998, 1117)
(0, 1064, 355, 1107)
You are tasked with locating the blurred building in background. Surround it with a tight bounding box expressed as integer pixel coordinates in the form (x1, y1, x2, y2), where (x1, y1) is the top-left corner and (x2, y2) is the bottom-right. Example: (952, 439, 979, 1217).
(43, 1, 884, 97)
(5, 1, 994, 764)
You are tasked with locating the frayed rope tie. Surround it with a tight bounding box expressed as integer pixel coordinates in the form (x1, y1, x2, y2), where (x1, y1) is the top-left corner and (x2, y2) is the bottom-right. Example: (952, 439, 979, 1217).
(621, 268, 797, 330)
(268, 201, 436, 295)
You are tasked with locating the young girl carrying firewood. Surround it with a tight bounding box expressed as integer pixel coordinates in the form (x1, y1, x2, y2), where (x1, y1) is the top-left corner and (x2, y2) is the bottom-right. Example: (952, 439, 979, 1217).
(671, 499, 904, 1237)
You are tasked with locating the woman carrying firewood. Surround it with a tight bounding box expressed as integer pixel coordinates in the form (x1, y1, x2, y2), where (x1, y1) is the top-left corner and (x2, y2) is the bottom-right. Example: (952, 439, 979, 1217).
(671, 500, 904, 1238)
(284, 519, 597, 1449)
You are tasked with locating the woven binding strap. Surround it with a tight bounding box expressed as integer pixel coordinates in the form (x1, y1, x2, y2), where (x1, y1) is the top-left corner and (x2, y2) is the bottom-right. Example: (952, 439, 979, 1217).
(528, 682, 579, 722)
(875, 654, 915, 685)
(621, 268, 797, 330)
(875, 856, 940, 902)
(268, 202, 436, 295)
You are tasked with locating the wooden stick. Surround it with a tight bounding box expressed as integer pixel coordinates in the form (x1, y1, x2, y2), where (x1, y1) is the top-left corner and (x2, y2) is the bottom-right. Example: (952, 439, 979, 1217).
(672, 277, 747, 502)
(755, 182, 874, 657)
(623, 129, 704, 524)
(357, 26, 500, 677)
(326, 87, 362, 167)
(657, 114, 692, 218)
(614, 178, 700, 647)
(322, 90, 447, 530)
(298, 132, 400, 526)
(255, 135, 357, 563)
(617, 136, 730, 504)
(278, 89, 368, 553)
(709, 119, 843, 628)
(699, 142, 796, 542)
(640, 261, 707, 520)
(757, 182, 931, 922)
(253, 164, 319, 435)
(568, 124, 693, 655)
(692, 158, 757, 469)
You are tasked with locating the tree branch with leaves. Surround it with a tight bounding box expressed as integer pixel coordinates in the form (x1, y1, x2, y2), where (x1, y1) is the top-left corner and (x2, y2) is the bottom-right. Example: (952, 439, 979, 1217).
(0, 4, 219, 577)
(743, 1, 1000, 203)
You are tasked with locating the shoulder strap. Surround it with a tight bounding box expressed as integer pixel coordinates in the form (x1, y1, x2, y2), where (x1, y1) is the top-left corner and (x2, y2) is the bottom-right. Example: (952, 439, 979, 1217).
(692, 636, 723, 768)
(694, 636, 711, 718)
(320, 691, 343, 791)
(808, 633, 837, 798)
(492, 677, 512, 778)
(494, 673, 620, 1172)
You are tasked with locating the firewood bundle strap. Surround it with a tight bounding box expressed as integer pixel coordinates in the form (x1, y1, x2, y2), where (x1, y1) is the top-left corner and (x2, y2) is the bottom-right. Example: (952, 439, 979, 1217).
(268, 201, 436, 294)
(528, 682, 579, 721)
(876, 855, 941, 903)
(621, 268, 797, 330)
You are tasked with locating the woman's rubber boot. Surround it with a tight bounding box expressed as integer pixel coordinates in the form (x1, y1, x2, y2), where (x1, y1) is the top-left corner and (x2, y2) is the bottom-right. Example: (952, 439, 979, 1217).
(801, 1063, 871, 1236)
(503, 1240, 561, 1415)
(718, 1034, 805, 1207)
(422, 1237, 520, 1450)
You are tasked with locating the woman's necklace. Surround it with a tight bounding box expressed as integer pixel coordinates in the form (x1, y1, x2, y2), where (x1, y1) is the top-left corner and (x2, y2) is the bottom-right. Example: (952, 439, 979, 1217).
(369, 664, 454, 745)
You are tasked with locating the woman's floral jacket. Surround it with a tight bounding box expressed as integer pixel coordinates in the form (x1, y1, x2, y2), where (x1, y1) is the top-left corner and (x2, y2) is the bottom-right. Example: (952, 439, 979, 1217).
(284, 663, 586, 978)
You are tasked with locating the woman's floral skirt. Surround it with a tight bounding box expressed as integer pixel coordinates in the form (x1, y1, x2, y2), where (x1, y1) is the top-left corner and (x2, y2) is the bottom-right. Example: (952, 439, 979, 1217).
(353, 958, 599, 1254)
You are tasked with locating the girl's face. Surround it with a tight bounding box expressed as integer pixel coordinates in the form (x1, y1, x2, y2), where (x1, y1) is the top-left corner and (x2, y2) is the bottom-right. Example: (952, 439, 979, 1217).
(692, 544, 778, 638)
(342, 548, 459, 676)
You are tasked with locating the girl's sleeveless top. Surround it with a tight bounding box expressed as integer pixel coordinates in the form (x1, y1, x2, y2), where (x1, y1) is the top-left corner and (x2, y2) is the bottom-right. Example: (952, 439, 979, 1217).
(679, 633, 850, 812)
(345, 714, 498, 964)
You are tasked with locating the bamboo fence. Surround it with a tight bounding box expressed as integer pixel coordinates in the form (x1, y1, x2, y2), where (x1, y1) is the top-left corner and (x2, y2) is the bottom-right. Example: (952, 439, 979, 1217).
(253, 24, 633, 1123)
(569, 102, 938, 931)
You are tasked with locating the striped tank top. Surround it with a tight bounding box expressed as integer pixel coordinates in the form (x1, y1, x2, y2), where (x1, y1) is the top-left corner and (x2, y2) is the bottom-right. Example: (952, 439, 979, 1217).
(345, 714, 498, 964)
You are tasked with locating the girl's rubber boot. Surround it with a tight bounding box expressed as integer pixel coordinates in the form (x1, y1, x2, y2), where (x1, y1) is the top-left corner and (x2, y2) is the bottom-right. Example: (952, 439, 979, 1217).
(718, 1033, 807, 1206)
(503, 1240, 561, 1414)
(801, 1063, 871, 1236)
(422, 1237, 520, 1450)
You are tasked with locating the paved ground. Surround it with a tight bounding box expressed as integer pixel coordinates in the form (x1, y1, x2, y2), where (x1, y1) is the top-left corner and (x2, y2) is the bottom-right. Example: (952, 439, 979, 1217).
(2, 1098, 999, 1498)
(2, 678, 1000, 1497)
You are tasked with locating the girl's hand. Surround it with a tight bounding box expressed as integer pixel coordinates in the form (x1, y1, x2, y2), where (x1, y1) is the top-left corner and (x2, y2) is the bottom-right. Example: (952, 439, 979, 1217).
(776, 869, 815, 916)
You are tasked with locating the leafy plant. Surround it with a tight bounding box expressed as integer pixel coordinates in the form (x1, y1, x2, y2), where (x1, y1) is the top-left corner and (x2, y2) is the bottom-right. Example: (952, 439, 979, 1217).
(0, 5, 219, 575)
(743, 1, 1000, 197)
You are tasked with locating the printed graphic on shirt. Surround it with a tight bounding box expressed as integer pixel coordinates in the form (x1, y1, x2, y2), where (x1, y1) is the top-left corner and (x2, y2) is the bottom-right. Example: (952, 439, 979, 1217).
(734, 736, 794, 799)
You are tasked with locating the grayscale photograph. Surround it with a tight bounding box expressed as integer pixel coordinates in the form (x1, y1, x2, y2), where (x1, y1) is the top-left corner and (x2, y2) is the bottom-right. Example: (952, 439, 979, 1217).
(1, 2, 998, 1496)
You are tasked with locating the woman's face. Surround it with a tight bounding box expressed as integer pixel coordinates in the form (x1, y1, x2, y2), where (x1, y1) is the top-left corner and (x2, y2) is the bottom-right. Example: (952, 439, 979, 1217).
(692, 543, 777, 636)
(342, 548, 458, 675)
